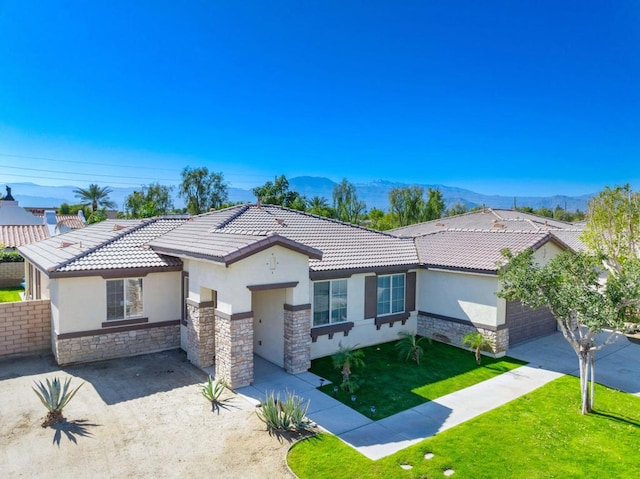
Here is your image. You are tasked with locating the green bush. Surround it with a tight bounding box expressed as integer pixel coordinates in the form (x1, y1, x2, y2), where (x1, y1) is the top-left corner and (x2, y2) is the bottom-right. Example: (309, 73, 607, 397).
(0, 251, 24, 263)
(256, 390, 310, 432)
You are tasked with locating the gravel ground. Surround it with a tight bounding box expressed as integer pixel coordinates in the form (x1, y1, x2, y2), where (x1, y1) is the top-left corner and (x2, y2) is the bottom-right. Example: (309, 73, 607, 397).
(0, 350, 305, 479)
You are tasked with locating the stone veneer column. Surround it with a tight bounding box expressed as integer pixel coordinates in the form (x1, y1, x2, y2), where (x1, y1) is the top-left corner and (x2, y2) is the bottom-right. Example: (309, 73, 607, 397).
(186, 301, 216, 367)
(284, 304, 311, 374)
(214, 311, 253, 389)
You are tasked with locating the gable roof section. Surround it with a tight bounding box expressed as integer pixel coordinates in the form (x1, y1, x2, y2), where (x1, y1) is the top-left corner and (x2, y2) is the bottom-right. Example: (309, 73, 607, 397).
(1, 225, 49, 248)
(18, 218, 186, 277)
(390, 208, 574, 237)
(148, 204, 419, 275)
(414, 230, 568, 274)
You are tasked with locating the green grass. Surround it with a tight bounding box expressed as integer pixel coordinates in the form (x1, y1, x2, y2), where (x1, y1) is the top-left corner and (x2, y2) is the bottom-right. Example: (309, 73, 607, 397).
(289, 375, 640, 478)
(0, 287, 22, 303)
(311, 339, 525, 418)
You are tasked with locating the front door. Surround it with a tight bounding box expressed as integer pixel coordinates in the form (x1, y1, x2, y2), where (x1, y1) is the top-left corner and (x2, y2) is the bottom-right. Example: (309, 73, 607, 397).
(252, 289, 285, 367)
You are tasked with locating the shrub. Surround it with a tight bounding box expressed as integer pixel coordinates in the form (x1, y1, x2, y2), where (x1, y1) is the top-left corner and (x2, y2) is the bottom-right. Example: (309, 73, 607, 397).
(395, 332, 430, 365)
(256, 390, 310, 432)
(32, 376, 84, 427)
(462, 331, 492, 365)
(200, 375, 227, 404)
(331, 342, 365, 392)
(0, 251, 24, 263)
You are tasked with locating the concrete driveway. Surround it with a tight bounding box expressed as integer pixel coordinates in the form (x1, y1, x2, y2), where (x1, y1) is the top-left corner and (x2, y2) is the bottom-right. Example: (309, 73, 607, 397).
(0, 350, 298, 479)
(508, 331, 640, 397)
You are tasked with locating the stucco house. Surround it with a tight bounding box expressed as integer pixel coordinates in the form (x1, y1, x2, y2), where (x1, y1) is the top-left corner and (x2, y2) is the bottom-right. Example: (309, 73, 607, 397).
(18, 205, 579, 388)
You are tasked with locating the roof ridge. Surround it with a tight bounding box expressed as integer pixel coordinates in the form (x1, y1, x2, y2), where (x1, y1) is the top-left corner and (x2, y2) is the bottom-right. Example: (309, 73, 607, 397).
(209, 204, 252, 231)
(51, 218, 155, 272)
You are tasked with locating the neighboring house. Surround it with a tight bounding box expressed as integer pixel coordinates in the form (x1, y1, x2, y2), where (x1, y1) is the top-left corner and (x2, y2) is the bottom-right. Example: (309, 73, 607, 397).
(18, 205, 581, 389)
(0, 189, 87, 250)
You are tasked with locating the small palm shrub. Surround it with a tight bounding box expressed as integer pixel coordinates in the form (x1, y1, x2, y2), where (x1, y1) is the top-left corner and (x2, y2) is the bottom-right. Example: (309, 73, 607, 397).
(256, 390, 310, 431)
(462, 331, 493, 365)
(32, 376, 84, 427)
(331, 342, 365, 392)
(200, 375, 227, 404)
(395, 332, 430, 365)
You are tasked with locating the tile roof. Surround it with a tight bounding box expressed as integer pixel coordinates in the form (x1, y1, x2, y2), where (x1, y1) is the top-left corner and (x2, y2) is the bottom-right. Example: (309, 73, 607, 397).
(414, 230, 561, 273)
(0, 225, 49, 248)
(390, 208, 574, 237)
(149, 204, 419, 274)
(18, 218, 187, 275)
(550, 229, 586, 252)
(33, 214, 87, 230)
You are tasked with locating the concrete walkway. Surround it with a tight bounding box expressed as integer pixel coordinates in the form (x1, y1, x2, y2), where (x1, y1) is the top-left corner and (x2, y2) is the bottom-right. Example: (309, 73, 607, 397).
(235, 332, 640, 460)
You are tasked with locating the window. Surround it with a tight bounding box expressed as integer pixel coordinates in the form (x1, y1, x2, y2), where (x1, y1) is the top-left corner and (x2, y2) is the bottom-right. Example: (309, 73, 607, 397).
(377, 273, 405, 316)
(313, 279, 348, 326)
(107, 278, 143, 321)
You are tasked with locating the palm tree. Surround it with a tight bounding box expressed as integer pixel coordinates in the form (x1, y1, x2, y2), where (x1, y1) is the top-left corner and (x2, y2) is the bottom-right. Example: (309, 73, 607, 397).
(331, 342, 365, 392)
(462, 331, 492, 365)
(395, 332, 430, 365)
(73, 184, 116, 212)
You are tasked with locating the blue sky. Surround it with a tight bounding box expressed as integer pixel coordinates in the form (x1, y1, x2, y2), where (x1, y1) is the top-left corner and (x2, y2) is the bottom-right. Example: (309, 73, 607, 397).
(0, 1, 638, 197)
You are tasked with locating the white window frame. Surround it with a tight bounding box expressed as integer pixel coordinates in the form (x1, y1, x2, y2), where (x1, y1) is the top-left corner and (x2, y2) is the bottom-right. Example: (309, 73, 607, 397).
(106, 278, 144, 321)
(377, 273, 405, 316)
(312, 279, 348, 327)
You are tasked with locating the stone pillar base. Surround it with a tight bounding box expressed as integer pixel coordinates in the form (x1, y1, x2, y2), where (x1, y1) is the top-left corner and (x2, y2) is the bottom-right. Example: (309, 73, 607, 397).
(284, 305, 311, 374)
(215, 312, 253, 389)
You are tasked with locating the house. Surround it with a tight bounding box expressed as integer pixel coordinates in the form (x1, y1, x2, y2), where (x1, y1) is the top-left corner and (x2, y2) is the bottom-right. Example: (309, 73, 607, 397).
(17, 205, 580, 389)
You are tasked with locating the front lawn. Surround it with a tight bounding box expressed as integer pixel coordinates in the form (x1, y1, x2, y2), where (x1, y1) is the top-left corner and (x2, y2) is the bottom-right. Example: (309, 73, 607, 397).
(0, 287, 22, 303)
(311, 338, 525, 419)
(289, 375, 640, 478)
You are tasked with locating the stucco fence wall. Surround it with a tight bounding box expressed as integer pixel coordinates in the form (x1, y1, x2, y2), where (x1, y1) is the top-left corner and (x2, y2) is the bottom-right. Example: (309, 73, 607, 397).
(0, 299, 51, 357)
(0, 262, 24, 288)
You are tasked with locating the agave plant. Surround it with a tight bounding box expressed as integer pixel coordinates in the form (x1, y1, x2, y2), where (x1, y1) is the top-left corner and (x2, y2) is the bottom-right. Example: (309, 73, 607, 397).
(32, 376, 84, 427)
(395, 332, 430, 365)
(256, 390, 310, 432)
(201, 375, 227, 405)
(462, 331, 492, 365)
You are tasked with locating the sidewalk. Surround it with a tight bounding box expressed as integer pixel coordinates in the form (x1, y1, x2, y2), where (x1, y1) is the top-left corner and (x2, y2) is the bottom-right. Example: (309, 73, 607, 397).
(236, 358, 562, 460)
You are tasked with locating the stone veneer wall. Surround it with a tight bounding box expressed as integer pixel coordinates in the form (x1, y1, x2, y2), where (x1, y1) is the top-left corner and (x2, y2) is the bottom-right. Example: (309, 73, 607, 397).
(0, 299, 50, 357)
(284, 305, 311, 374)
(186, 302, 215, 367)
(417, 313, 508, 355)
(55, 324, 180, 365)
(0, 262, 24, 288)
(214, 312, 253, 389)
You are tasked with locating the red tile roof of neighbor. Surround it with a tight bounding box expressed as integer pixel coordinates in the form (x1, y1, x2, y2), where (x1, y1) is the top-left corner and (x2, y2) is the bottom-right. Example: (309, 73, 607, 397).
(0, 225, 49, 248)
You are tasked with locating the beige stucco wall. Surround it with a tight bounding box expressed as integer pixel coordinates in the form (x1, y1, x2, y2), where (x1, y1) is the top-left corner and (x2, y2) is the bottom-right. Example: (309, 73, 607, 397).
(309, 271, 418, 360)
(533, 241, 564, 265)
(417, 269, 503, 327)
(185, 245, 311, 314)
(52, 271, 182, 335)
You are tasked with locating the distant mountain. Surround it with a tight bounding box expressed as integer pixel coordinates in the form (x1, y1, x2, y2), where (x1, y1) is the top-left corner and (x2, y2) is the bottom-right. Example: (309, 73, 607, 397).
(3, 178, 594, 213)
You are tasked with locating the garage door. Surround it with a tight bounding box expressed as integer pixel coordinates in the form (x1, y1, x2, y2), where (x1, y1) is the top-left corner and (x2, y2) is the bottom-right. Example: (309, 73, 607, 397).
(507, 300, 557, 346)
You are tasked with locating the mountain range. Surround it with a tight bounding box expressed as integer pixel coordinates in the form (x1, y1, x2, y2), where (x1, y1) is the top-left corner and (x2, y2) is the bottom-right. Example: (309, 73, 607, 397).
(2, 178, 593, 213)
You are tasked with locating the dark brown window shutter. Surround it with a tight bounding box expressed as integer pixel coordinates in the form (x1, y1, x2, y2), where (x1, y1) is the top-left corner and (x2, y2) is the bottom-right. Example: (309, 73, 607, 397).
(364, 275, 377, 319)
(405, 272, 416, 312)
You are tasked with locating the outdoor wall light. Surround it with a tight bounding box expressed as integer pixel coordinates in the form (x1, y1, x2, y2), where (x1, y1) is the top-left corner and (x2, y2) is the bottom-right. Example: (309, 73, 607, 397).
(333, 385, 339, 397)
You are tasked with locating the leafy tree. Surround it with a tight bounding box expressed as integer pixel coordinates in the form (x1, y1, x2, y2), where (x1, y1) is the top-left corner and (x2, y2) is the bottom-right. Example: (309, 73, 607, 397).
(179, 166, 228, 215)
(307, 196, 336, 218)
(73, 184, 116, 212)
(422, 187, 445, 221)
(498, 248, 639, 414)
(462, 331, 492, 365)
(581, 184, 640, 273)
(445, 202, 468, 217)
(252, 174, 305, 209)
(366, 207, 396, 231)
(389, 186, 425, 227)
(124, 183, 174, 218)
(333, 178, 366, 224)
(59, 202, 71, 214)
(87, 208, 108, 224)
(331, 342, 365, 392)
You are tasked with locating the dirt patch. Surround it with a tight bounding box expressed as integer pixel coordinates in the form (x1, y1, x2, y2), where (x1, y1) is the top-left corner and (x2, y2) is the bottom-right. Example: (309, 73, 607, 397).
(0, 350, 304, 478)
